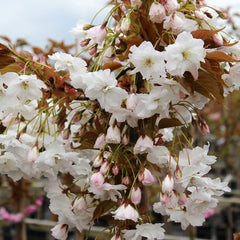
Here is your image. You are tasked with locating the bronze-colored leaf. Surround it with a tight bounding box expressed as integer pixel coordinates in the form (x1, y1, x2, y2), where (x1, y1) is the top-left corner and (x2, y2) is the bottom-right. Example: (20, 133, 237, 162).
(0, 64, 21, 74)
(194, 70, 224, 103)
(206, 51, 240, 62)
(102, 62, 122, 71)
(158, 118, 183, 129)
(0, 43, 11, 54)
(92, 200, 116, 221)
(234, 232, 240, 240)
(0, 54, 15, 69)
(178, 72, 195, 96)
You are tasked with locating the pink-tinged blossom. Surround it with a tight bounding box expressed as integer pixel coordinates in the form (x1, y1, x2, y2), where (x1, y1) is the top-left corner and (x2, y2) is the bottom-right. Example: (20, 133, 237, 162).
(139, 168, 156, 186)
(131, 186, 142, 205)
(112, 164, 119, 175)
(72, 197, 87, 215)
(165, 31, 206, 77)
(126, 93, 137, 111)
(149, 2, 166, 23)
(122, 133, 130, 145)
(178, 192, 188, 206)
(24, 205, 37, 215)
(129, 41, 166, 81)
(35, 197, 44, 207)
(90, 172, 105, 188)
(133, 135, 154, 154)
(100, 161, 110, 175)
(111, 235, 120, 240)
(130, 0, 142, 8)
(123, 223, 165, 240)
(106, 125, 121, 144)
(112, 203, 139, 222)
(203, 208, 214, 219)
(162, 173, 174, 194)
(93, 153, 103, 168)
(121, 18, 131, 33)
(51, 224, 69, 240)
(165, 0, 179, 13)
(122, 176, 130, 185)
(87, 24, 108, 45)
(94, 133, 106, 149)
(61, 128, 70, 140)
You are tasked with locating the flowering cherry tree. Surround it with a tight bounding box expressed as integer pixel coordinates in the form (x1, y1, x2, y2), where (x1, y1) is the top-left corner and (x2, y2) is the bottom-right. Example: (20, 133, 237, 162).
(0, 0, 239, 239)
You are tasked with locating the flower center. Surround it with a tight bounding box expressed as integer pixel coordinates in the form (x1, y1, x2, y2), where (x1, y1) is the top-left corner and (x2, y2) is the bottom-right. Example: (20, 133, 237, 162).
(145, 58, 154, 67)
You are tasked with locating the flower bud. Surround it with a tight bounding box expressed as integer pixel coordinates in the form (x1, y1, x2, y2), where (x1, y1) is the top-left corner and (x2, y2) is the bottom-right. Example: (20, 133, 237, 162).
(178, 192, 188, 206)
(126, 93, 137, 111)
(122, 176, 130, 185)
(122, 133, 130, 145)
(213, 32, 223, 46)
(130, 0, 142, 8)
(90, 172, 105, 188)
(93, 153, 103, 168)
(112, 164, 119, 175)
(89, 45, 97, 55)
(134, 135, 154, 155)
(131, 186, 142, 205)
(80, 38, 91, 47)
(139, 168, 155, 186)
(51, 224, 69, 240)
(61, 128, 70, 140)
(106, 125, 121, 144)
(87, 24, 108, 44)
(24, 205, 37, 215)
(165, 0, 179, 14)
(121, 18, 131, 33)
(111, 235, 120, 240)
(162, 173, 174, 193)
(174, 166, 182, 179)
(100, 161, 110, 175)
(149, 2, 166, 23)
(94, 133, 106, 149)
(72, 197, 87, 215)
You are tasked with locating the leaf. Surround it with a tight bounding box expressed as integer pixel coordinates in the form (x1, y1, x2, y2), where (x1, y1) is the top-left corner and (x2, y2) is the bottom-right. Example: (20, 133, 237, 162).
(191, 28, 223, 48)
(158, 118, 183, 129)
(0, 54, 15, 69)
(0, 43, 11, 54)
(178, 72, 195, 96)
(0, 64, 21, 74)
(92, 200, 116, 221)
(194, 70, 224, 103)
(234, 233, 240, 240)
(102, 62, 122, 71)
(206, 51, 240, 62)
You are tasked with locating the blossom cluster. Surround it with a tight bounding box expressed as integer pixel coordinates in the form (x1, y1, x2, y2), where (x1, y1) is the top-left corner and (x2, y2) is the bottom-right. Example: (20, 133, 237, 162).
(0, 0, 239, 239)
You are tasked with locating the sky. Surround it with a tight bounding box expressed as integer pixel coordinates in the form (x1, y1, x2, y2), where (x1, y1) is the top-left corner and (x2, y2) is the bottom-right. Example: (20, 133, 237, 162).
(0, 0, 239, 47)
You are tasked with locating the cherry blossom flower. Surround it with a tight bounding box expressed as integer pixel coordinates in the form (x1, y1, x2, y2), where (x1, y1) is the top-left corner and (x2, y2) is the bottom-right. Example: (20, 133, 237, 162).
(87, 24, 108, 45)
(112, 203, 139, 222)
(162, 173, 174, 193)
(149, 2, 166, 23)
(165, 31, 206, 77)
(133, 135, 154, 154)
(131, 186, 142, 205)
(123, 223, 165, 240)
(51, 224, 69, 240)
(129, 41, 166, 81)
(139, 168, 156, 186)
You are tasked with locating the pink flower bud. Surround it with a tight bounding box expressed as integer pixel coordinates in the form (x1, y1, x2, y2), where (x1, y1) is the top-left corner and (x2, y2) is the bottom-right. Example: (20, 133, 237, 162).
(93, 153, 103, 168)
(213, 32, 223, 46)
(80, 38, 91, 47)
(100, 161, 110, 175)
(126, 93, 137, 111)
(122, 176, 130, 185)
(162, 173, 174, 193)
(121, 18, 131, 33)
(94, 133, 106, 149)
(203, 208, 214, 219)
(112, 164, 119, 175)
(27, 146, 39, 163)
(89, 45, 97, 55)
(2, 113, 17, 127)
(165, 0, 179, 14)
(87, 24, 108, 44)
(139, 168, 156, 186)
(174, 166, 182, 179)
(131, 186, 142, 205)
(111, 235, 120, 240)
(149, 2, 166, 23)
(72, 112, 81, 123)
(35, 197, 44, 207)
(51, 224, 69, 240)
(165, 192, 178, 209)
(198, 119, 210, 135)
(122, 133, 130, 145)
(72, 197, 87, 215)
(195, 10, 205, 20)
(134, 135, 154, 155)
(171, 14, 184, 35)
(106, 125, 121, 144)
(130, 0, 142, 8)
(24, 205, 37, 215)
(90, 172, 105, 188)
(61, 128, 70, 140)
